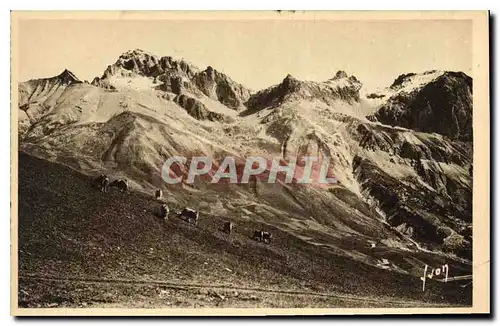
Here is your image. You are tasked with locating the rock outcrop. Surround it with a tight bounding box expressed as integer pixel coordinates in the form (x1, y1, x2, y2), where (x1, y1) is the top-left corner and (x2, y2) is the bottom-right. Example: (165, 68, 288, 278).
(352, 122, 472, 258)
(192, 66, 250, 109)
(173, 94, 229, 122)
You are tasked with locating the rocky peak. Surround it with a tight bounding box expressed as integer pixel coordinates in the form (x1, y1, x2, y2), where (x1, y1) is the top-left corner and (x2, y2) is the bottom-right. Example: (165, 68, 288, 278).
(120, 48, 152, 58)
(281, 74, 302, 92)
(93, 49, 251, 110)
(327, 71, 361, 86)
(205, 66, 215, 78)
(246, 72, 362, 112)
(191, 66, 251, 109)
(117, 49, 160, 65)
(19, 69, 81, 105)
(99, 49, 199, 82)
(333, 70, 348, 80)
(370, 71, 472, 141)
(244, 74, 303, 111)
(57, 69, 81, 85)
(390, 72, 417, 89)
(389, 70, 442, 91)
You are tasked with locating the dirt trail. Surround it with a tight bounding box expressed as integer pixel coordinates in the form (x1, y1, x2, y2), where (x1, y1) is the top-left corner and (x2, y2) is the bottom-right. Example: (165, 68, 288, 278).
(18, 274, 452, 307)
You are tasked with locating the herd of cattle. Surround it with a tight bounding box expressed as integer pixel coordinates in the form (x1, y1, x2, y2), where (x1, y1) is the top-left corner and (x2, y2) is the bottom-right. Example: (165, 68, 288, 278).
(91, 174, 273, 244)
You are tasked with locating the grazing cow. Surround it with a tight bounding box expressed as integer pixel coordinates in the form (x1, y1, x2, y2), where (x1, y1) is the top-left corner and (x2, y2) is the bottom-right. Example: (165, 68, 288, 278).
(155, 189, 163, 200)
(93, 174, 109, 193)
(253, 230, 263, 242)
(100, 176, 110, 193)
(92, 174, 104, 187)
(222, 221, 233, 234)
(179, 208, 199, 225)
(253, 230, 272, 244)
(160, 204, 169, 220)
(110, 179, 128, 192)
(262, 231, 272, 244)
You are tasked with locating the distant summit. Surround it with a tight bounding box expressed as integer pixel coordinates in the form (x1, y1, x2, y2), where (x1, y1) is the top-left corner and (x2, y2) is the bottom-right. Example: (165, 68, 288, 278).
(246, 71, 362, 112)
(332, 70, 348, 80)
(57, 69, 81, 85)
(22, 69, 81, 86)
(370, 71, 472, 141)
(389, 70, 439, 90)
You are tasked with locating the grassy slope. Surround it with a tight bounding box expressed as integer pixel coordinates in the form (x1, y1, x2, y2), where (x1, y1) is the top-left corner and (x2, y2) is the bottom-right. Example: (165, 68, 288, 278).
(17, 152, 472, 308)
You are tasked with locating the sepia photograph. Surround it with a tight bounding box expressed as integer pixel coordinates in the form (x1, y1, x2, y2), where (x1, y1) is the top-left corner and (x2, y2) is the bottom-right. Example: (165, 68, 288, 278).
(10, 11, 490, 315)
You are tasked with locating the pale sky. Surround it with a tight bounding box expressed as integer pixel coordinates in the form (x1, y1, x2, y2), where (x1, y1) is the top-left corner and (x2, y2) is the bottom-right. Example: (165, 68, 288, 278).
(17, 18, 472, 91)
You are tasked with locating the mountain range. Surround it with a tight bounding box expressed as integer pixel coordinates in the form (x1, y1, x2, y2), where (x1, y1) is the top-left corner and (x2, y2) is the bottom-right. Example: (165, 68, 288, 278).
(17, 49, 473, 303)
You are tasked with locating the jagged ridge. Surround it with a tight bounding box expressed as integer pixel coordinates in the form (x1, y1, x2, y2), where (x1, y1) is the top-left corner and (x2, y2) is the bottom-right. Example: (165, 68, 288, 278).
(92, 49, 250, 110)
(245, 71, 362, 113)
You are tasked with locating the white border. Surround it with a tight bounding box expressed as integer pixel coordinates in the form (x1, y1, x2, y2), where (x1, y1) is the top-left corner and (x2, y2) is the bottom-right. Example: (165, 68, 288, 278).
(3, 1, 497, 325)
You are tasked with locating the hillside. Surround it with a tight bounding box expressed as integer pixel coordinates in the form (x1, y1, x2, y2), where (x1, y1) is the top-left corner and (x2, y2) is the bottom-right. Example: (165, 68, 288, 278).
(18, 152, 472, 308)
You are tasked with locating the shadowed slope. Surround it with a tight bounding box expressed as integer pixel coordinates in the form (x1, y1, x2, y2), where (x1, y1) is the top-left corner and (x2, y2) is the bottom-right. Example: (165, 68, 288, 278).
(18, 152, 472, 307)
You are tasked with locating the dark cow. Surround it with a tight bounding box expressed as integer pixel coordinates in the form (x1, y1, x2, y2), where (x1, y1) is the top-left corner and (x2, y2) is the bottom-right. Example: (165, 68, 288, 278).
(110, 179, 128, 192)
(222, 221, 233, 234)
(160, 204, 169, 220)
(253, 230, 272, 244)
(179, 208, 199, 225)
(253, 230, 263, 242)
(92, 174, 105, 187)
(155, 189, 163, 200)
